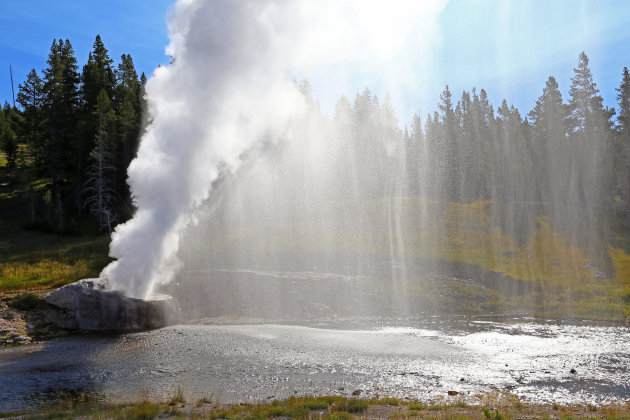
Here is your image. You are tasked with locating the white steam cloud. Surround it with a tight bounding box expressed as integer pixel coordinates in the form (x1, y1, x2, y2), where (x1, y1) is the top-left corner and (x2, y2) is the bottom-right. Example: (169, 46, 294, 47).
(102, 0, 447, 298)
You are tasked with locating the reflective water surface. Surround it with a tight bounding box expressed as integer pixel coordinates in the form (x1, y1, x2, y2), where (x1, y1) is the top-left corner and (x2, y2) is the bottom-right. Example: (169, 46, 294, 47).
(1, 317, 629, 412)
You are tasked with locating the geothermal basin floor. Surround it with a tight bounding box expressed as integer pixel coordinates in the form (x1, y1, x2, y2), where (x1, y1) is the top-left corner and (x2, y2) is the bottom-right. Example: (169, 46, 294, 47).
(0, 318, 629, 411)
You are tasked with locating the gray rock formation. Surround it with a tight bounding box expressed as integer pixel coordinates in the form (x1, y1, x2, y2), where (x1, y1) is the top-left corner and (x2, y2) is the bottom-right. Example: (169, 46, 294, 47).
(43, 278, 181, 332)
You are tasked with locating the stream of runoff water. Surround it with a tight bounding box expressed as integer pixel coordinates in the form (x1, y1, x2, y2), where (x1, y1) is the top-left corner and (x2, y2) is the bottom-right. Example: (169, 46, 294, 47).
(1, 317, 629, 412)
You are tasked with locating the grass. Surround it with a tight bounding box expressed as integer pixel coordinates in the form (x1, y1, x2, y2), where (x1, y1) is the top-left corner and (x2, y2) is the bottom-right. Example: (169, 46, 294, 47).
(0, 153, 112, 293)
(167, 386, 186, 406)
(10, 394, 630, 419)
(0, 230, 111, 292)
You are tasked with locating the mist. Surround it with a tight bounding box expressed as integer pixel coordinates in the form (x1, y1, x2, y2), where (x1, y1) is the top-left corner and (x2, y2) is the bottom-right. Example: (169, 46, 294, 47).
(103, 0, 447, 298)
(103, 0, 625, 323)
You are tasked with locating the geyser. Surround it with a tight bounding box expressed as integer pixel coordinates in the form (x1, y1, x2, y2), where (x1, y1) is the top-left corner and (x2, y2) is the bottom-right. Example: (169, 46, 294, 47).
(102, 0, 447, 299)
(97, 0, 622, 324)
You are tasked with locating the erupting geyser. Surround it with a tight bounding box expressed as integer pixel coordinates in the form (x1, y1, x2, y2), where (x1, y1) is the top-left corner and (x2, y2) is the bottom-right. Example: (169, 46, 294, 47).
(101, 0, 447, 299)
(61, 0, 622, 326)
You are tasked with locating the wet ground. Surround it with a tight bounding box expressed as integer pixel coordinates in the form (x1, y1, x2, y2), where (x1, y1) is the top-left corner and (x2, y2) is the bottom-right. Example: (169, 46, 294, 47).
(1, 317, 629, 412)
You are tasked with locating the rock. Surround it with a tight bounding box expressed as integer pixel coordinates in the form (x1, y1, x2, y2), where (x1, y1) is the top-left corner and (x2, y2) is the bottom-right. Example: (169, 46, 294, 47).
(352, 389, 362, 396)
(13, 334, 31, 344)
(447, 390, 458, 396)
(43, 278, 181, 332)
(570, 368, 577, 375)
(1, 332, 31, 345)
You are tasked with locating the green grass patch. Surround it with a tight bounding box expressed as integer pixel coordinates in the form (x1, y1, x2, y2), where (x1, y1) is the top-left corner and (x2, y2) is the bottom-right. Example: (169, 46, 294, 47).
(0, 234, 111, 292)
(339, 398, 369, 414)
(10, 393, 630, 420)
(373, 397, 401, 405)
(119, 401, 162, 419)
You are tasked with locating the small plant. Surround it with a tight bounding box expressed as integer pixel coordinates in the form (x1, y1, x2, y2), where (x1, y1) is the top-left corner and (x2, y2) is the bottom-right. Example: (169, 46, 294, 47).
(167, 385, 186, 406)
(9, 292, 44, 310)
(299, 400, 329, 410)
(388, 410, 407, 419)
(121, 401, 161, 420)
(378, 397, 401, 406)
(345, 399, 369, 413)
(208, 409, 237, 419)
(196, 397, 213, 407)
(408, 402, 424, 410)
(165, 406, 182, 416)
(483, 407, 504, 419)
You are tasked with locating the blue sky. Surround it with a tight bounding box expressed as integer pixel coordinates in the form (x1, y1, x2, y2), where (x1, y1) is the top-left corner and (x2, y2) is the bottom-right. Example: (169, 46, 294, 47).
(1, 0, 630, 122)
(0, 1, 171, 104)
(434, 0, 630, 118)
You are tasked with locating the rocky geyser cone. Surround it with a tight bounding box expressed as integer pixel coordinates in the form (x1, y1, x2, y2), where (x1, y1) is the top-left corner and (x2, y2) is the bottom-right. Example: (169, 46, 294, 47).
(43, 278, 181, 332)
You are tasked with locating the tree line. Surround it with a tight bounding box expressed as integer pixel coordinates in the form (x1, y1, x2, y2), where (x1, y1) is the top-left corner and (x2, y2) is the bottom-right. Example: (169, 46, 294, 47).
(314, 51, 629, 257)
(1, 35, 145, 233)
(416, 52, 630, 249)
(1, 38, 629, 245)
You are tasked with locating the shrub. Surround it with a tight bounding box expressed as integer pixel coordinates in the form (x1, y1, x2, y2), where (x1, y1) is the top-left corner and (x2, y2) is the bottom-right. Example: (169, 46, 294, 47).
(9, 292, 44, 310)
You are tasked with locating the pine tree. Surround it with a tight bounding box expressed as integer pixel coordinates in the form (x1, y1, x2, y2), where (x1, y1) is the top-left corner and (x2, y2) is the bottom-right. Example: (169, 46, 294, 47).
(17, 69, 45, 166)
(529, 77, 566, 140)
(112, 53, 143, 218)
(0, 103, 18, 168)
(438, 85, 460, 200)
(82, 90, 118, 233)
(566, 52, 615, 209)
(528, 76, 567, 204)
(80, 35, 116, 194)
(618, 67, 630, 135)
(405, 112, 424, 194)
(564, 52, 615, 259)
(81, 35, 116, 110)
(616, 67, 630, 225)
(42, 38, 81, 231)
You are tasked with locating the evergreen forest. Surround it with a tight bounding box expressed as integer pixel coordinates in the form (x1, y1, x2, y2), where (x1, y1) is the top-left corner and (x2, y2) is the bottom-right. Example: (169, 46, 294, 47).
(1, 37, 630, 259)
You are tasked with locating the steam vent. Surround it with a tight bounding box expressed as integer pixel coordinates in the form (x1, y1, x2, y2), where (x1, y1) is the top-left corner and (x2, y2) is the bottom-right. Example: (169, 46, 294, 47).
(43, 278, 181, 332)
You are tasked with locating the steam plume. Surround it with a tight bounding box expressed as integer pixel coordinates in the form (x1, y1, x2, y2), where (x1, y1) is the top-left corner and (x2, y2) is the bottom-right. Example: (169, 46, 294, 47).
(102, 0, 447, 298)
